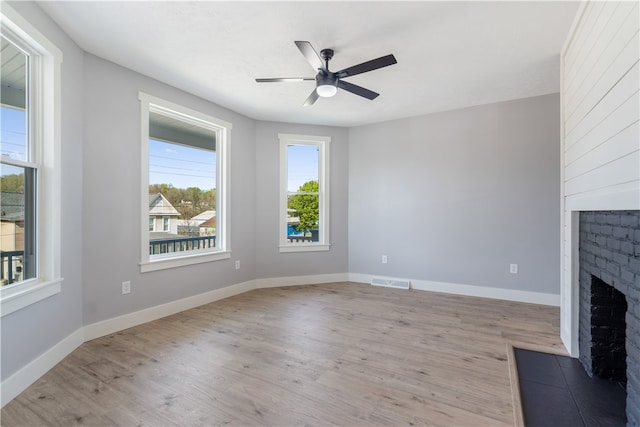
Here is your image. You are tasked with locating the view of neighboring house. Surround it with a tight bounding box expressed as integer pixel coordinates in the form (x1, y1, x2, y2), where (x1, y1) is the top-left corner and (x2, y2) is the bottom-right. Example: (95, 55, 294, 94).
(177, 209, 216, 235)
(195, 211, 216, 236)
(148, 193, 180, 238)
(148, 194, 217, 255)
(0, 191, 24, 285)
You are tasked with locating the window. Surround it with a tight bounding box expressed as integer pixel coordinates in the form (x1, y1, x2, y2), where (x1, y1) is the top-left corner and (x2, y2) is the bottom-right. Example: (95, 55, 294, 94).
(1, 39, 34, 286)
(279, 133, 330, 252)
(139, 93, 231, 272)
(0, 5, 63, 316)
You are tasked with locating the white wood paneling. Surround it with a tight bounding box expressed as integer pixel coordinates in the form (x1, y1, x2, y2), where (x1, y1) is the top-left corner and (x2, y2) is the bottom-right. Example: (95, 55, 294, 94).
(564, 2, 636, 113)
(565, 60, 639, 152)
(560, 1, 640, 355)
(563, 2, 606, 79)
(565, 120, 639, 180)
(566, 41, 639, 140)
(563, 1, 640, 198)
(565, 92, 639, 168)
(565, 150, 639, 195)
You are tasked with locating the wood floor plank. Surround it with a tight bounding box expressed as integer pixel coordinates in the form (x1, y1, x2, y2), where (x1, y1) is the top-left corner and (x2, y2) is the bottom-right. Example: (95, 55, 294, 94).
(1, 282, 563, 426)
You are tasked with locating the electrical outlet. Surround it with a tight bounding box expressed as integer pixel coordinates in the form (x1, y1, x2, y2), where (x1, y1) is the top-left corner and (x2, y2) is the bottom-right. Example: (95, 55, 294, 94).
(382, 255, 388, 264)
(510, 264, 518, 274)
(235, 260, 240, 270)
(122, 280, 131, 294)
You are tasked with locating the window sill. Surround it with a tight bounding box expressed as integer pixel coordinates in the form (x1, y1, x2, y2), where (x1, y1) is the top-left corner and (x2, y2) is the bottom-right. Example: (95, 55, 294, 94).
(140, 250, 231, 273)
(279, 244, 331, 253)
(0, 278, 63, 317)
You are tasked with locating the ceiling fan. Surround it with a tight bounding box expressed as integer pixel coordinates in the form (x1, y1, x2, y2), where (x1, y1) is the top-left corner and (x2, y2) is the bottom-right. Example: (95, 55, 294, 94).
(255, 41, 397, 106)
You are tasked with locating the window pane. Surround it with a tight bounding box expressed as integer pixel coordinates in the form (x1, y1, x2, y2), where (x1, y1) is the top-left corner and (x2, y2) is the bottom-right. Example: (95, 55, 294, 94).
(0, 163, 35, 285)
(148, 111, 217, 257)
(1, 37, 28, 162)
(287, 145, 318, 192)
(287, 192, 319, 242)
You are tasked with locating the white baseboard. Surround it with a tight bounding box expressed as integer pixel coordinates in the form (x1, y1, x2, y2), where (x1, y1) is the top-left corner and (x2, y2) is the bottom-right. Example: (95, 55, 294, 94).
(84, 274, 348, 341)
(84, 279, 257, 341)
(349, 273, 560, 306)
(1, 328, 84, 407)
(255, 273, 349, 288)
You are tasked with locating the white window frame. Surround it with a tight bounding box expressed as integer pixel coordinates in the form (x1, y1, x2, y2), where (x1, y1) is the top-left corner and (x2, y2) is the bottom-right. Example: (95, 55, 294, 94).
(139, 92, 231, 272)
(162, 216, 169, 232)
(279, 133, 331, 253)
(0, 5, 63, 317)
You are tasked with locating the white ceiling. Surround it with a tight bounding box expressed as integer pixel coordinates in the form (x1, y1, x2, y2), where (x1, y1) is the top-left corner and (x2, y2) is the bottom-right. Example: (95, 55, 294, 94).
(37, 1, 579, 127)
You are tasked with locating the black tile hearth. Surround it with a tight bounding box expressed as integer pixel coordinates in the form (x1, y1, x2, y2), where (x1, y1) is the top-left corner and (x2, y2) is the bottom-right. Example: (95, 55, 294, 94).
(515, 348, 626, 427)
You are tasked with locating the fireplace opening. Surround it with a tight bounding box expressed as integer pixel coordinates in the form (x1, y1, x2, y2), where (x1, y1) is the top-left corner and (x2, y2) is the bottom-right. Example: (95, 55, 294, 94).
(578, 210, 640, 425)
(590, 275, 627, 386)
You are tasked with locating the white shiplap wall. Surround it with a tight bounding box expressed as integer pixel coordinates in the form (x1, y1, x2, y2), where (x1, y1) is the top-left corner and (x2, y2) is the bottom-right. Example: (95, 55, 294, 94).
(560, 1, 639, 355)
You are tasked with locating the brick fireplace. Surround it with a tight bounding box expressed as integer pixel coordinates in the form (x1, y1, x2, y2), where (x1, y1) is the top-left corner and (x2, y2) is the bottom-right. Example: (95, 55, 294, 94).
(578, 211, 640, 426)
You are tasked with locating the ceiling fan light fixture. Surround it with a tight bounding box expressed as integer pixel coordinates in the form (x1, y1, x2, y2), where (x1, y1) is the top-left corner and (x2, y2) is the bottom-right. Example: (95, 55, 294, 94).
(316, 74, 338, 97)
(316, 83, 338, 98)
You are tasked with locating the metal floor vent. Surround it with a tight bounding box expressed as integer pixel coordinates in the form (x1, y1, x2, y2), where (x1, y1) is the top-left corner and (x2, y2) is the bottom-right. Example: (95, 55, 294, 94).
(371, 277, 410, 290)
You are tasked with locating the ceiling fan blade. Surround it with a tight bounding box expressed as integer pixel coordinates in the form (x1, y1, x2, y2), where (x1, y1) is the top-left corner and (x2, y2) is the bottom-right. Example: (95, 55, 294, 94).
(337, 80, 379, 100)
(304, 89, 319, 106)
(336, 54, 397, 78)
(256, 78, 315, 83)
(295, 41, 325, 72)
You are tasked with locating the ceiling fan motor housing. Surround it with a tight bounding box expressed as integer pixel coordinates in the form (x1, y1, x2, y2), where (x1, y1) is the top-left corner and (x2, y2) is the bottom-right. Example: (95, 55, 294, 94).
(316, 73, 338, 97)
(316, 73, 337, 86)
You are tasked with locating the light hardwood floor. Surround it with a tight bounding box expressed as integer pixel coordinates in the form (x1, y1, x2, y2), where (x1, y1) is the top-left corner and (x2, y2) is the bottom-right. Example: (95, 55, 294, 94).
(1, 282, 565, 426)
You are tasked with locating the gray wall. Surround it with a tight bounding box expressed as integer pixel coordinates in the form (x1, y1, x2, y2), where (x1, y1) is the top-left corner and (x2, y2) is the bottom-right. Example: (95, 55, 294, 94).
(82, 55, 257, 325)
(348, 94, 560, 294)
(254, 121, 349, 279)
(1, 2, 84, 380)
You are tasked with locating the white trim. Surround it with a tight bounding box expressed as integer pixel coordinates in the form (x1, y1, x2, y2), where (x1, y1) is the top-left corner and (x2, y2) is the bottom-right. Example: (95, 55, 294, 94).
(278, 133, 331, 252)
(0, 3, 63, 314)
(254, 273, 349, 289)
(349, 273, 560, 306)
(0, 4, 63, 60)
(565, 182, 640, 211)
(0, 278, 62, 317)
(84, 279, 256, 341)
(278, 244, 330, 253)
(85, 273, 349, 340)
(140, 250, 231, 273)
(0, 328, 83, 407)
(561, 185, 640, 357)
(140, 93, 151, 261)
(138, 92, 233, 130)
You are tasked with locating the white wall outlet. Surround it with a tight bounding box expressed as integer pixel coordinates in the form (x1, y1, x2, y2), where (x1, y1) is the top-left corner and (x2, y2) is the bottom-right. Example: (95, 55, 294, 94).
(122, 280, 131, 294)
(382, 255, 388, 264)
(510, 264, 518, 274)
(235, 260, 240, 270)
